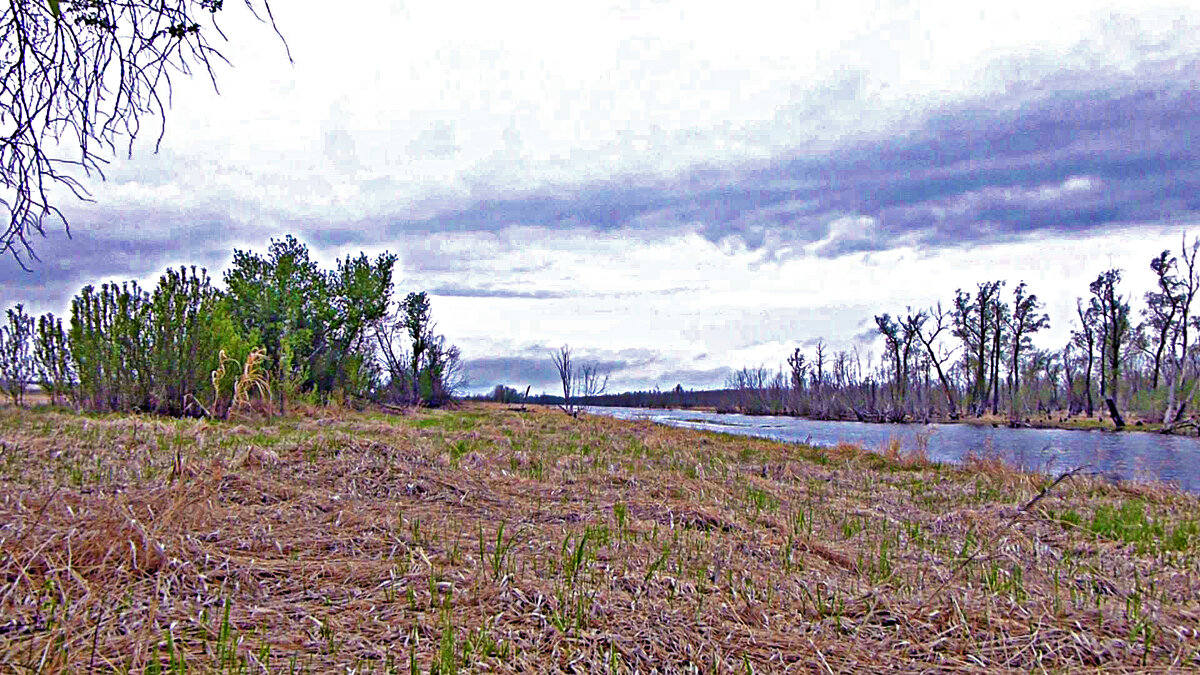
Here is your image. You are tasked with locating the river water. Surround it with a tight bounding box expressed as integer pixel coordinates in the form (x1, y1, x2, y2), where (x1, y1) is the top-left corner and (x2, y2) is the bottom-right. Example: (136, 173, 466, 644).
(587, 406, 1200, 494)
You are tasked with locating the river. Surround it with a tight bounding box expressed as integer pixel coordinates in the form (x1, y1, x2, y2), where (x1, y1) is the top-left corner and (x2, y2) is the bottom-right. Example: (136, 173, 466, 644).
(587, 406, 1200, 494)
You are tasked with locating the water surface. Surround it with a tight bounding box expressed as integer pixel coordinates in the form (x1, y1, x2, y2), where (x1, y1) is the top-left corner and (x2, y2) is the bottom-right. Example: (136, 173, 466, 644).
(588, 406, 1200, 493)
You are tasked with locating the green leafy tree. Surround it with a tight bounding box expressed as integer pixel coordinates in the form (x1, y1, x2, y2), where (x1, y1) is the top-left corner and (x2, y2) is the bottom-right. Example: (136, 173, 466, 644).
(224, 235, 328, 413)
(33, 312, 74, 406)
(315, 251, 397, 395)
(0, 304, 35, 405)
(400, 291, 432, 404)
(146, 266, 231, 415)
(224, 235, 396, 410)
(69, 281, 153, 411)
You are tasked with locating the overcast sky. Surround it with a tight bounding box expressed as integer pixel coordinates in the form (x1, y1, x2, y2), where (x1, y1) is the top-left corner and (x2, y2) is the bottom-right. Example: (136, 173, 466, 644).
(3, 0, 1200, 393)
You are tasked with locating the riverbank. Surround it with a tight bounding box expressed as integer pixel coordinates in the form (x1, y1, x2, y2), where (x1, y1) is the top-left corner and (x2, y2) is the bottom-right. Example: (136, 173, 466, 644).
(2, 403, 1198, 671)
(621, 403, 1171, 434)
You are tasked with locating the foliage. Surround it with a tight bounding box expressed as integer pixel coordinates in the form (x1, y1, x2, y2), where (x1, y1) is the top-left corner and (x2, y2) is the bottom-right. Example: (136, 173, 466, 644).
(400, 291, 433, 404)
(223, 236, 396, 411)
(376, 292, 463, 407)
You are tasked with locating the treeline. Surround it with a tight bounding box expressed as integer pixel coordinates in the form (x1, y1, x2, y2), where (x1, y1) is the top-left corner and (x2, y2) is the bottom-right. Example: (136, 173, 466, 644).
(0, 235, 463, 416)
(715, 235, 1200, 432)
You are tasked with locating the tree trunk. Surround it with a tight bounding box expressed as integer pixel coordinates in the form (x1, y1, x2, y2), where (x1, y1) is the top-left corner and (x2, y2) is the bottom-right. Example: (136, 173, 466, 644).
(1084, 352, 1094, 417)
(1009, 345, 1021, 421)
(1105, 397, 1125, 429)
(990, 322, 1002, 416)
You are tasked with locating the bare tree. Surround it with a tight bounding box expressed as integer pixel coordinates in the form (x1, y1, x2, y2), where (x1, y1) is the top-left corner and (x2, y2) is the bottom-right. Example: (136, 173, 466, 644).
(1160, 235, 1200, 430)
(1073, 298, 1098, 417)
(913, 303, 959, 418)
(1089, 269, 1131, 426)
(1006, 281, 1050, 419)
(551, 344, 608, 418)
(953, 281, 1003, 416)
(1, 0, 289, 264)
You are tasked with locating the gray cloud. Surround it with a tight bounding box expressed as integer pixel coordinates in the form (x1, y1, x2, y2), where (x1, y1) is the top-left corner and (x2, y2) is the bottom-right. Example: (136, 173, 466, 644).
(429, 284, 568, 299)
(1, 209, 243, 315)
(654, 366, 735, 389)
(354, 58, 1200, 259)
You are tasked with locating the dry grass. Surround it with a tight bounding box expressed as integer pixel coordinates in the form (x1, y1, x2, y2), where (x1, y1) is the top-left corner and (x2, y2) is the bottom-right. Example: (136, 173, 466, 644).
(1, 403, 1198, 673)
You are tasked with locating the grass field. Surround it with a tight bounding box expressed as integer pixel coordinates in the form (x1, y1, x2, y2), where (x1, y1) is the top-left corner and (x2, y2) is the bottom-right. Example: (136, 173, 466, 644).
(2, 402, 1199, 672)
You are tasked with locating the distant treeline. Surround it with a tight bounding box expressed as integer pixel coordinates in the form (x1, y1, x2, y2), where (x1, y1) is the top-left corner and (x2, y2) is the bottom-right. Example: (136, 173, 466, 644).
(0, 235, 463, 416)
(477, 235, 1200, 433)
(705, 235, 1200, 432)
(469, 384, 739, 410)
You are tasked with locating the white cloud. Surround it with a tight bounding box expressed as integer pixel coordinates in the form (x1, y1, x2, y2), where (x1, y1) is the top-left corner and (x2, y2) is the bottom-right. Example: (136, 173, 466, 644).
(81, 0, 1199, 223)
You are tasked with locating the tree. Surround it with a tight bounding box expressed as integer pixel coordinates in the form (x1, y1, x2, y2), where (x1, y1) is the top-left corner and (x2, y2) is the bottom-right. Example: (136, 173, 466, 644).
(1, 0, 289, 265)
(1006, 281, 1050, 418)
(1158, 235, 1200, 430)
(400, 291, 432, 405)
(988, 289, 1009, 416)
(1072, 298, 1098, 417)
(874, 313, 902, 413)
(913, 303, 959, 418)
(1089, 269, 1131, 425)
(374, 291, 461, 407)
(786, 347, 806, 413)
(0, 304, 35, 405)
(146, 266, 228, 415)
(33, 312, 73, 405)
(953, 281, 1003, 416)
(221, 235, 394, 411)
(875, 312, 918, 420)
(317, 252, 397, 395)
(69, 281, 153, 411)
(1142, 250, 1180, 389)
(552, 344, 608, 418)
(420, 334, 464, 406)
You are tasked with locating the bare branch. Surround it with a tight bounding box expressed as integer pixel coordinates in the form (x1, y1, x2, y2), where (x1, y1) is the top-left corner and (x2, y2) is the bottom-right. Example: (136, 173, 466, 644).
(0, 0, 288, 261)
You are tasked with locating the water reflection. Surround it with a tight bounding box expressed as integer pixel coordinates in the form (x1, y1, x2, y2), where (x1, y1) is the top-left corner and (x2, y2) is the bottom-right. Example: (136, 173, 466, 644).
(588, 407, 1200, 493)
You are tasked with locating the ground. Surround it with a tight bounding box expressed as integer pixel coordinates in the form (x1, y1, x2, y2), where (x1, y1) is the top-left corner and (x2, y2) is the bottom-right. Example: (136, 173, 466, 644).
(1, 402, 1198, 672)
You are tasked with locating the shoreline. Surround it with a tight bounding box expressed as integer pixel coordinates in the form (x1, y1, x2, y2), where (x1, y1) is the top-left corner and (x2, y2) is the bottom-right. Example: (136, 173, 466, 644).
(584, 403, 1171, 434)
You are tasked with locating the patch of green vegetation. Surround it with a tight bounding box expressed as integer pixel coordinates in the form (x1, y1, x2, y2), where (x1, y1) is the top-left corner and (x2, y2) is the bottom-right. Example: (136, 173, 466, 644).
(744, 485, 780, 514)
(1057, 500, 1198, 553)
(410, 411, 487, 432)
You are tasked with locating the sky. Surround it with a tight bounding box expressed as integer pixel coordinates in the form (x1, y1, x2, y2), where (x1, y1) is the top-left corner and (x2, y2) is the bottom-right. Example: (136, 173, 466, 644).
(3, 0, 1200, 394)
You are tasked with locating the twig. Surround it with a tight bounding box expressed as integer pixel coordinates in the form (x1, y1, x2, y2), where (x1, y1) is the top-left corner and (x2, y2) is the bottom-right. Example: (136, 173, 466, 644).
(88, 604, 105, 675)
(921, 465, 1090, 606)
(8, 486, 61, 552)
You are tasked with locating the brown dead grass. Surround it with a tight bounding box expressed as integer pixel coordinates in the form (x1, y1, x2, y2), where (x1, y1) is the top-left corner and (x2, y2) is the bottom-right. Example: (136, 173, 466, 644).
(1, 403, 1199, 673)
